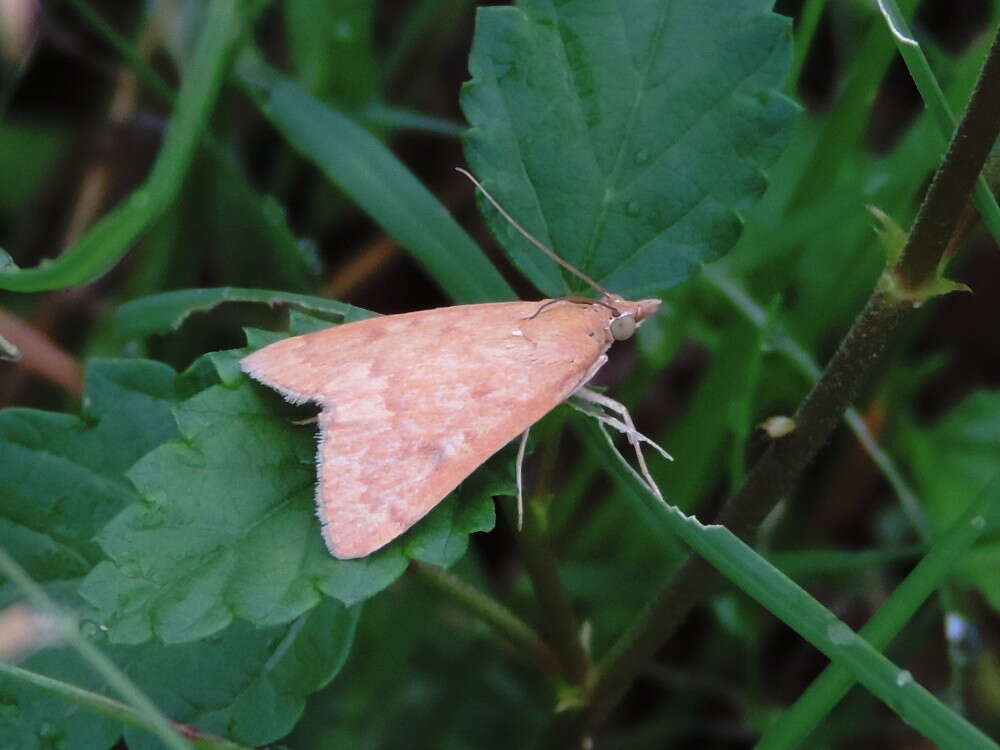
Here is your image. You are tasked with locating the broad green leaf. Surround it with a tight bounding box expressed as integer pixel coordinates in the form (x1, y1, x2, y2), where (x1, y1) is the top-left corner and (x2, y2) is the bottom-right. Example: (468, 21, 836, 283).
(903, 391, 1000, 531)
(120, 600, 358, 750)
(237, 55, 515, 304)
(0, 359, 179, 749)
(461, 0, 797, 297)
(81, 358, 505, 644)
(0, 359, 359, 749)
(111, 287, 369, 344)
(0, 1, 246, 292)
(0, 359, 180, 573)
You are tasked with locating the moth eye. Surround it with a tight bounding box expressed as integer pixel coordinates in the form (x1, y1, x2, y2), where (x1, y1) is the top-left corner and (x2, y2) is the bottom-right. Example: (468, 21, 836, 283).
(610, 314, 636, 341)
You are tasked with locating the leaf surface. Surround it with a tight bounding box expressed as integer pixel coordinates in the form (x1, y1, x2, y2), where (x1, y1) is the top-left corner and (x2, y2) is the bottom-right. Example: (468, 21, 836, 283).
(81, 347, 504, 644)
(462, 0, 797, 296)
(0, 359, 359, 748)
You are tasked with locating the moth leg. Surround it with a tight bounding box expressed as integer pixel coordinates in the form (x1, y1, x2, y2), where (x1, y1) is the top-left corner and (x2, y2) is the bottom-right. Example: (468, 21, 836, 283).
(515, 428, 530, 531)
(572, 354, 608, 394)
(572, 387, 672, 460)
(570, 387, 670, 501)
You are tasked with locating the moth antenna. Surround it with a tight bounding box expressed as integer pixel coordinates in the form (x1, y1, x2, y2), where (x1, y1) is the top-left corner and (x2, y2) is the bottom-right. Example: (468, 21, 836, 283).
(455, 167, 611, 297)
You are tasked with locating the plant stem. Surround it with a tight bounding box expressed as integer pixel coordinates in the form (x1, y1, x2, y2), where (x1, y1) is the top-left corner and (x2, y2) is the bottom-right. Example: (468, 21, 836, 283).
(519, 497, 590, 685)
(507, 418, 591, 685)
(785, 0, 827, 97)
(542, 24, 1000, 746)
(896, 21, 1000, 288)
(409, 561, 561, 676)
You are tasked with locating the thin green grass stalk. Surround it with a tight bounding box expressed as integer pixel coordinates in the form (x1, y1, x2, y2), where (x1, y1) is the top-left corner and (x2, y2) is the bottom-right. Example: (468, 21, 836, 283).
(789, 0, 920, 212)
(769, 545, 924, 578)
(876, 0, 1000, 252)
(0, 661, 246, 750)
(754, 474, 1000, 748)
(786, 0, 827, 96)
(361, 102, 465, 137)
(0, 549, 193, 750)
(727, 309, 769, 495)
(63, 0, 318, 293)
(63, 0, 173, 102)
(236, 54, 515, 304)
(0, 0, 247, 292)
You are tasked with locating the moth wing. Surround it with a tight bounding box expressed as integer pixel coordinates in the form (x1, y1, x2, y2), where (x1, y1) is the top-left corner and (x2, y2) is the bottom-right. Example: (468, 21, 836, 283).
(241, 301, 613, 558)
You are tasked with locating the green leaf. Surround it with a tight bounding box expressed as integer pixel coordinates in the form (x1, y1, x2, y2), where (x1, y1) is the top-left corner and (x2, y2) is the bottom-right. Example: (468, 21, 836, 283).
(0, 597, 358, 750)
(285, 0, 378, 108)
(0, 1, 246, 292)
(0, 358, 359, 749)
(461, 0, 797, 297)
(81, 367, 504, 644)
(903, 391, 1000, 532)
(119, 600, 358, 750)
(0, 360, 180, 574)
(0, 359, 180, 749)
(110, 287, 370, 344)
(237, 55, 515, 304)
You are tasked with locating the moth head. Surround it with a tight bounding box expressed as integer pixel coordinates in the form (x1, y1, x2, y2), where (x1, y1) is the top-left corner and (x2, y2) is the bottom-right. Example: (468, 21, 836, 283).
(610, 313, 636, 341)
(603, 296, 661, 341)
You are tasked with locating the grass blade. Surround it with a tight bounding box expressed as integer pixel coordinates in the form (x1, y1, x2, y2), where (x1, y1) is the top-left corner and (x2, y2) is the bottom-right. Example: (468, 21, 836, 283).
(576, 418, 999, 750)
(0, 0, 247, 292)
(237, 54, 514, 304)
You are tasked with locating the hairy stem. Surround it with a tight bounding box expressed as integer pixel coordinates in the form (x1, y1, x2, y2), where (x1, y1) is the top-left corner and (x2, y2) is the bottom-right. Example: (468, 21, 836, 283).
(896, 26, 1000, 288)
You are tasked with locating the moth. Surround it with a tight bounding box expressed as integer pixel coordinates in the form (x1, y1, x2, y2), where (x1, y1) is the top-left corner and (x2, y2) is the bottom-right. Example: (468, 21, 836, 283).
(241, 170, 669, 559)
